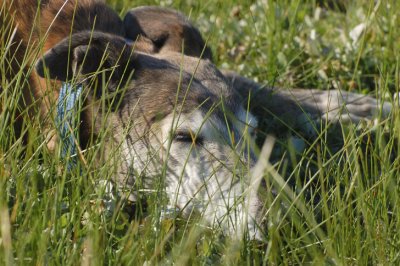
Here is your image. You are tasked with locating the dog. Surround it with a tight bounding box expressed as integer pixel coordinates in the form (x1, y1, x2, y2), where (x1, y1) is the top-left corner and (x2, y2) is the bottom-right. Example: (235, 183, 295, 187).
(2, 1, 391, 239)
(123, 6, 392, 134)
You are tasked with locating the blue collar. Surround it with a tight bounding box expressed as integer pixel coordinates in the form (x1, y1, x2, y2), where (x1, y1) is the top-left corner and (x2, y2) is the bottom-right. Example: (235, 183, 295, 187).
(56, 82, 83, 170)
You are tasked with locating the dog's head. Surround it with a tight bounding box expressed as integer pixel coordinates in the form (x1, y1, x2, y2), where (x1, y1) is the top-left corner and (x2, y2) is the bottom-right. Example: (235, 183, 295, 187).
(36, 31, 262, 239)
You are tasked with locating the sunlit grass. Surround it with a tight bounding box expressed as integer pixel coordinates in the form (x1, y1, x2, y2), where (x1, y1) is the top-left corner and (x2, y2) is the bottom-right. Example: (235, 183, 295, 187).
(1, 0, 400, 264)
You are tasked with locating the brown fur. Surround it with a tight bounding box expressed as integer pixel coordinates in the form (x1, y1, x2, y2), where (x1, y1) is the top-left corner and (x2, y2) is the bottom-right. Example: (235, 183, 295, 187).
(2, 3, 217, 144)
(2, 0, 125, 144)
(124, 6, 212, 60)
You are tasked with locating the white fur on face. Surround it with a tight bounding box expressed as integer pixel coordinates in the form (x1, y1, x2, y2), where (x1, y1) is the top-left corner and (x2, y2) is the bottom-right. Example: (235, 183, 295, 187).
(145, 109, 261, 238)
(116, 104, 261, 238)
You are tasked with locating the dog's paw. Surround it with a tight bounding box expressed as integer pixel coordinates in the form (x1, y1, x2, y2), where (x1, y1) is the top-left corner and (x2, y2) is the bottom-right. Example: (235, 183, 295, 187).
(284, 89, 392, 123)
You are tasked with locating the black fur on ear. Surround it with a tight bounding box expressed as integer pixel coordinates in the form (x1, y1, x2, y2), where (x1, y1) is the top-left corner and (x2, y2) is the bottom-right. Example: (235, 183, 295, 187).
(36, 31, 137, 83)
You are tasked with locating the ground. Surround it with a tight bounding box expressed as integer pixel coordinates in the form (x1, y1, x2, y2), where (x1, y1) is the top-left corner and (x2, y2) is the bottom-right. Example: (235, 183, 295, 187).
(1, 0, 400, 264)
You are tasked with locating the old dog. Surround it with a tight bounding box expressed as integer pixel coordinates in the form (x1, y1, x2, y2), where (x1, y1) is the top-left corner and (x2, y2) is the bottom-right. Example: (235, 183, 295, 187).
(2, 1, 391, 239)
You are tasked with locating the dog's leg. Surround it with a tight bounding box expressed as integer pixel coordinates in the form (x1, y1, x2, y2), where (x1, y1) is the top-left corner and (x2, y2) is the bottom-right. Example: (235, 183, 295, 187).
(222, 70, 392, 136)
(3, 0, 125, 150)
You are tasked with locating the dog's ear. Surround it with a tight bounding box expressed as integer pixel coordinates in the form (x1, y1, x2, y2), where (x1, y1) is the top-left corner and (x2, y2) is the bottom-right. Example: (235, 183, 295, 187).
(36, 31, 136, 82)
(124, 6, 212, 60)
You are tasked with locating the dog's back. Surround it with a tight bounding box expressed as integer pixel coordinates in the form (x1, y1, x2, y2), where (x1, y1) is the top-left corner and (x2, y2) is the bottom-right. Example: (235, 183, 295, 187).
(4, 0, 124, 54)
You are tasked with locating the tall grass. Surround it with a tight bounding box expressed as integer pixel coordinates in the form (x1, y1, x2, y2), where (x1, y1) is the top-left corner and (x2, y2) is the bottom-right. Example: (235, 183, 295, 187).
(1, 0, 400, 264)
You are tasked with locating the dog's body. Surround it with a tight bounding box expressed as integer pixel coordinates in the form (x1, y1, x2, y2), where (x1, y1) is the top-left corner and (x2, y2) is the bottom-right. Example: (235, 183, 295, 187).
(2, 1, 391, 238)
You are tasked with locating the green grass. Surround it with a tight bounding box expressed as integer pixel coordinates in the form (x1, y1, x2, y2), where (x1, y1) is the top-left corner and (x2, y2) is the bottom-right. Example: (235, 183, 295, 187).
(2, 0, 400, 264)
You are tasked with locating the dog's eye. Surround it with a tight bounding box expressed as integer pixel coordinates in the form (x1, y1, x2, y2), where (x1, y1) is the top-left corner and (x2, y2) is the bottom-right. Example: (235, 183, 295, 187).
(174, 132, 203, 145)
